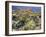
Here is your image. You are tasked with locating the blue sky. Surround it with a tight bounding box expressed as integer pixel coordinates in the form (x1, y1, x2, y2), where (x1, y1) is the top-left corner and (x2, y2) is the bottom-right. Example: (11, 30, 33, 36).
(12, 6, 41, 13)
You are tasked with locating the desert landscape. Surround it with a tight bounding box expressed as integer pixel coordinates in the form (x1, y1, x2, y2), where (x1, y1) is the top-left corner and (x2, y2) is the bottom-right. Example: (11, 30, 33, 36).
(12, 6, 41, 31)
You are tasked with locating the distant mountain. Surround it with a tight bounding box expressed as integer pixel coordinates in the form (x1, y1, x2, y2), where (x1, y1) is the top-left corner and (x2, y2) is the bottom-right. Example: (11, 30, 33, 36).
(12, 6, 41, 13)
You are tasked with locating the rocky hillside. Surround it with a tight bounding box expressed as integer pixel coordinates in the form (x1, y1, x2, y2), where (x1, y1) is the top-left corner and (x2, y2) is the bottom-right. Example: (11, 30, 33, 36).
(12, 9, 41, 31)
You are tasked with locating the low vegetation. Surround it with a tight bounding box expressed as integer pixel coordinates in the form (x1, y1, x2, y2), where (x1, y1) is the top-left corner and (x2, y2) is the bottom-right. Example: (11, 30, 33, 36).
(12, 9, 41, 31)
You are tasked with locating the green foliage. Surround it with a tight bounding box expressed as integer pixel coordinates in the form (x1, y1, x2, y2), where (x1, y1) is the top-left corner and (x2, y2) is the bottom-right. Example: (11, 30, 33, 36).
(12, 9, 41, 31)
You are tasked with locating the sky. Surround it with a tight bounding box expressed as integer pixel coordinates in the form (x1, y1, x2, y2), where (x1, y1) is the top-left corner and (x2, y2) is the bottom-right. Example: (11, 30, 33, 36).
(12, 6, 41, 13)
